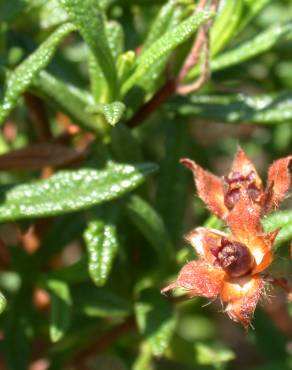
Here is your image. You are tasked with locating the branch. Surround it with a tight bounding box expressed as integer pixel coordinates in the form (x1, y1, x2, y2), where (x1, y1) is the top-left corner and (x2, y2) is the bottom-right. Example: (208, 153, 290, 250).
(24, 93, 52, 142)
(70, 316, 136, 368)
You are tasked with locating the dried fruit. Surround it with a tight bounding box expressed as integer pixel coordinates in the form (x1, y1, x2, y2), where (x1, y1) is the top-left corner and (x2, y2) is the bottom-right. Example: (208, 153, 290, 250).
(162, 149, 291, 328)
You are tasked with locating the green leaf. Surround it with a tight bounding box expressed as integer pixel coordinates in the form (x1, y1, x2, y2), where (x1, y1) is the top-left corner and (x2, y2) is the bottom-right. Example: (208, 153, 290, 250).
(263, 210, 292, 247)
(135, 289, 176, 356)
(195, 342, 235, 366)
(89, 20, 124, 102)
(238, 0, 271, 32)
(156, 120, 189, 245)
(0, 291, 6, 313)
(47, 279, 72, 343)
(211, 0, 270, 55)
(110, 123, 143, 163)
(126, 195, 175, 264)
(106, 20, 124, 60)
(143, 0, 183, 49)
(3, 286, 32, 370)
(0, 0, 27, 22)
(173, 91, 292, 124)
(0, 22, 76, 124)
(84, 208, 119, 286)
(211, 0, 243, 55)
(122, 10, 214, 95)
(211, 21, 292, 72)
(39, 0, 68, 29)
(33, 70, 99, 131)
(73, 285, 131, 317)
(59, 0, 118, 99)
(88, 101, 126, 126)
(188, 21, 292, 80)
(133, 343, 154, 370)
(0, 162, 158, 222)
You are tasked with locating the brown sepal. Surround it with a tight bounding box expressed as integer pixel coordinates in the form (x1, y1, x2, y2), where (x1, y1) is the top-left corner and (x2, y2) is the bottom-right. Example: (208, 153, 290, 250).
(263, 155, 292, 213)
(222, 275, 263, 328)
(161, 260, 225, 298)
(180, 158, 228, 219)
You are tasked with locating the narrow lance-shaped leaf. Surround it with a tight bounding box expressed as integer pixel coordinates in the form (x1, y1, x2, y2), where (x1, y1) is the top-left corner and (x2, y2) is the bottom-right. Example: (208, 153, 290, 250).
(3, 286, 32, 370)
(188, 21, 292, 80)
(122, 10, 214, 95)
(84, 206, 119, 286)
(238, 0, 271, 32)
(143, 0, 181, 49)
(39, 0, 68, 29)
(0, 22, 76, 124)
(89, 20, 124, 102)
(135, 289, 177, 356)
(212, 21, 292, 72)
(32, 70, 98, 132)
(210, 0, 243, 56)
(172, 91, 292, 124)
(133, 343, 153, 370)
(59, 0, 118, 99)
(73, 285, 131, 318)
(0, 162, 158, 222)
(156, 120, 190, 245)
(126, 195, 175, 264)
(0, 291, 6, 314)
(196, 343, 235, 366)
(47, 279, 72, 343)
(124, 2, 186, 113)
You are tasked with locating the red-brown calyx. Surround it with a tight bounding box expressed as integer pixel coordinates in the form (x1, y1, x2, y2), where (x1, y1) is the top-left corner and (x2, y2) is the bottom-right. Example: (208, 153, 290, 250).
(161, 148, 292, 328)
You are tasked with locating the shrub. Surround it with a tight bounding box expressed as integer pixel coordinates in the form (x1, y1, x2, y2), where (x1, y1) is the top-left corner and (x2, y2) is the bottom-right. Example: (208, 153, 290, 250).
(0, 0, 292, 369)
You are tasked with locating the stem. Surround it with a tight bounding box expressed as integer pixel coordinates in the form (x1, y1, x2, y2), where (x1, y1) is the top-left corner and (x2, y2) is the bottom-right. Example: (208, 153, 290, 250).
(70, 316, 136, 369)
(24, 93, 52, 142)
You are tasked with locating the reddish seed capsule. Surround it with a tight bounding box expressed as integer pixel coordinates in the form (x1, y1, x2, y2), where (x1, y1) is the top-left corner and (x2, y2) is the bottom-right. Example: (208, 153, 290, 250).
(223, 170, 261, 210)
(216, 238, 254, 277)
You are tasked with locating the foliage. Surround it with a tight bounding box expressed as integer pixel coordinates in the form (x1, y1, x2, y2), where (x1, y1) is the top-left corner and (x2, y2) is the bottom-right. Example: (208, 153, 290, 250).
(0, 0, 291, 369)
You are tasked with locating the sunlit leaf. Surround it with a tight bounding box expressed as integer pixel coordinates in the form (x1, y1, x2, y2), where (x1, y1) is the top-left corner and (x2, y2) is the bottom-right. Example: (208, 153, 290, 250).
(135, 289, 176, 356)
(0, 162, 158, 221)
(0, 291, 6, 314)
(188, 21, 292, 80)
(47, 279, 72, 342)
(195, 342, 235, 366)
(212, 21, 292, 72)
(88, 101, 126, 126)
(60, 0, 118, 99)
(84, 206, 119, 286)
(33, 71, 98, 131)
(122, 10, 214, 94)
(173, 91, 292, 124)
(0, 23, 76, 124)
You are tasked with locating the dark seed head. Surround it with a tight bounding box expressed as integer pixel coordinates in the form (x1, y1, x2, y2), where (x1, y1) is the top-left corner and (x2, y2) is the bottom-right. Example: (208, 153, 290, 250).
(217, 239, 254, 277)
(224, 187, 240, 210)
(223, 170, 261, 210)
